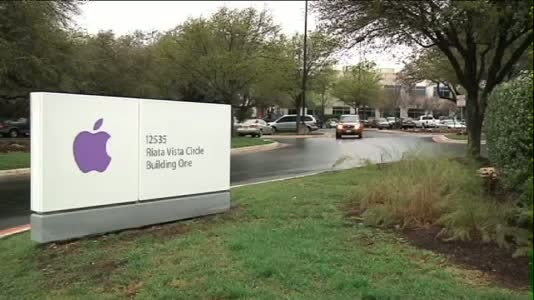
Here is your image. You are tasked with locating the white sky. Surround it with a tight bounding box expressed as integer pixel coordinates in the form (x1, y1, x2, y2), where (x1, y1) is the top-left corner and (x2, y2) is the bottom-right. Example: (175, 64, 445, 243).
(76, 1, 406, 70)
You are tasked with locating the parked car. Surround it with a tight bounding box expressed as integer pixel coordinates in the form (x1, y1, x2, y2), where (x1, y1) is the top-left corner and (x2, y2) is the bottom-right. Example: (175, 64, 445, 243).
(313, 116, 324, 129)
(386, 117, 401, 129)
(438, 119, 467, 130)
(376, 118, 391, 129)
(335, 114, 363, 139)
(414, 115, 438, 128)
(326, 118, 339, 128)
(236, 119, 273, 137)
(268, 114, 319, 133)
(365, 117, 376, 128)
(0, 118, 30, 138)
(400, 118, 417, 129)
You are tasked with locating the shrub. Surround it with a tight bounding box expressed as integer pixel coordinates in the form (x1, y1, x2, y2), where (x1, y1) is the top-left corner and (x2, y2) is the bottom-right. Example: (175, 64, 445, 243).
(485, 76, 533, 206)
(350, 157, 530, 255)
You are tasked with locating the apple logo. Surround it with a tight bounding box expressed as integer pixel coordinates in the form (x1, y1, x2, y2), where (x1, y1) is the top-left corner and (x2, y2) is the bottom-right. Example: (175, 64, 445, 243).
(73, 118, 111, 173)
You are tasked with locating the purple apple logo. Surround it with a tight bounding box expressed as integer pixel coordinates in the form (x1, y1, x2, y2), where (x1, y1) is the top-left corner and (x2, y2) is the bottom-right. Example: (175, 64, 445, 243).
(73, 118, 111, 173)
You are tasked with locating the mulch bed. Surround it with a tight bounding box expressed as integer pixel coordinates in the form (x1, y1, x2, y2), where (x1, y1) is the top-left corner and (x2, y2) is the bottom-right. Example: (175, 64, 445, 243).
(400, 226, 531, 290)
(0, 139, 30, 153)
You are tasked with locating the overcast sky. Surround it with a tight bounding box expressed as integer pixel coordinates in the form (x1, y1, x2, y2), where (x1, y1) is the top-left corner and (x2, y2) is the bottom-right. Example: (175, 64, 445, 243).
(76, 1, 407, 70)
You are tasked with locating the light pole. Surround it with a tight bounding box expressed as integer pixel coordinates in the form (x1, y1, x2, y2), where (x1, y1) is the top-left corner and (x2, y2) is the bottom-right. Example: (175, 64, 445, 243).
(301, 0, 308, 124)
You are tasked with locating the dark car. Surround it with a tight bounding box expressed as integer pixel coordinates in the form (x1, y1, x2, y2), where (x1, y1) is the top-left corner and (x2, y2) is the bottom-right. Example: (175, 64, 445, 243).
(400, 118, 417, 129)
(386, 117, 401, 129)
(362, 117, 374, 128)
(0, 118, 30, 138)
(313, 116, 324, 129)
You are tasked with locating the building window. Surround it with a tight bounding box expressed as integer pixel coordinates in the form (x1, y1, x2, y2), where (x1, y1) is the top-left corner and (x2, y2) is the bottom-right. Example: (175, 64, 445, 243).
(415, 86, 426, 96)
(432, 86, 452, 98)
(408, 108, 425, 118)
(287, 108, 297, 114)
(359, 107, 375, 119)
(332, 106, 351, 115)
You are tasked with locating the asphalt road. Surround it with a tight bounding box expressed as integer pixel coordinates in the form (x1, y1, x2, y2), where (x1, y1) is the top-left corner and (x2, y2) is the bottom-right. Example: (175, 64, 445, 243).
(0, 130, 475, 230)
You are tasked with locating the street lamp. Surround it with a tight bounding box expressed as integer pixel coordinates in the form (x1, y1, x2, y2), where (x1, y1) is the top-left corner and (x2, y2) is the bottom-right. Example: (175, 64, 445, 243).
(301, 0, 308, 121)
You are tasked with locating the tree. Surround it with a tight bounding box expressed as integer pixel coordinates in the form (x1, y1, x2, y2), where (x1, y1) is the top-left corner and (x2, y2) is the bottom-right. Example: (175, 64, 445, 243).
(64, 30, 161, 99)
(0, 1, 80, 116)
(309, 66, 336, 122)
(315, 0, 532, 159)
(278, 32, 338, 132)
(331, 62, 383, 117)
(162, 7, 282, 134)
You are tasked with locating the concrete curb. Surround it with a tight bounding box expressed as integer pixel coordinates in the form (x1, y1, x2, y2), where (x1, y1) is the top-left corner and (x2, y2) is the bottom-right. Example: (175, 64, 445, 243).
(432, 135, 486, 145)
(264, 133, 329, 139)
(432, 135, 464, 144)
(231, 141, 288, 155)
(0, 168, 30, 177)
(0, 224, 31, 239)
(230, 171, 323, 188)
(367, 128, 445, 135)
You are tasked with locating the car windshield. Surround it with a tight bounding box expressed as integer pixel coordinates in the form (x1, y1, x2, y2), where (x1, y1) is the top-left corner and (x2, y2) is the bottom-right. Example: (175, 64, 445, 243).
(378, 118, 387, 122)
(243, 119, 259, 124)
(340, 116, 359, 122)
(386, 117, 395, 120)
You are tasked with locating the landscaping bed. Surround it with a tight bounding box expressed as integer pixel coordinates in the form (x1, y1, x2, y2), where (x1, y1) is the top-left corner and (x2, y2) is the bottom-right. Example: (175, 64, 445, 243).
(0, 159, 530, 299)
(401, 226, 530, 290)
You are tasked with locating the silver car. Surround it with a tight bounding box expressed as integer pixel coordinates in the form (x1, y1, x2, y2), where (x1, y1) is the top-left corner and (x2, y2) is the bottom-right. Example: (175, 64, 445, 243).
(237, 119, 273, 137)
(268, 114, 319, 133)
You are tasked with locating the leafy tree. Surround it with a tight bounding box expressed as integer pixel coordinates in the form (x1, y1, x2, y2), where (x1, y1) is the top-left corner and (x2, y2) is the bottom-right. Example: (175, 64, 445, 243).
(0, 1, 80, 116)
(315, 0, 532, 159)
(277, 32, 338, 131)
(331, 62, 383, 116)
(69, 31, 161, 99)
(164, 7, 281, 133)
(309, 66, 336, 122)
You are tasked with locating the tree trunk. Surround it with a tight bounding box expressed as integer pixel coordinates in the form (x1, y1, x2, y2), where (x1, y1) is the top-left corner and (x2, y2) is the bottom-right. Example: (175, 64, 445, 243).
(230, 106, 236, 137)
(296, 93, 307, 134)
(465, 92, 484, 160)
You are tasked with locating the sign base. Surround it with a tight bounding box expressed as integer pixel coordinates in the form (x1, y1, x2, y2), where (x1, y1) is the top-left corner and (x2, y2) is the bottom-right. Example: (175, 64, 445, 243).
(31, 191, 230, 243)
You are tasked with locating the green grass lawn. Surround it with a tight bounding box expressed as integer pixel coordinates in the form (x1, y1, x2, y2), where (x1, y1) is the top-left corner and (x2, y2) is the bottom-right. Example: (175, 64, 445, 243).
(0, 152, 30, 170)
(0, 165, 529, 299)
(231, 137, 273, 148)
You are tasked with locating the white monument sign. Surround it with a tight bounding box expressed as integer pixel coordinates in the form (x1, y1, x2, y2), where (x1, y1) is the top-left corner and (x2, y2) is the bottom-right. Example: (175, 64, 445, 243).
(30, 93, 231, 242)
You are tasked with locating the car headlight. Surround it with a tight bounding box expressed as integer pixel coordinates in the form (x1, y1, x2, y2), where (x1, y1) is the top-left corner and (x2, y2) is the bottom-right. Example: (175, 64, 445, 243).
(337, 124, 343, 130)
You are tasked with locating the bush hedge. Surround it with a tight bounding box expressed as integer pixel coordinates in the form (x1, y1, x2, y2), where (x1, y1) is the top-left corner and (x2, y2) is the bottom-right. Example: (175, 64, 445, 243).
(485, 76, 533, 206)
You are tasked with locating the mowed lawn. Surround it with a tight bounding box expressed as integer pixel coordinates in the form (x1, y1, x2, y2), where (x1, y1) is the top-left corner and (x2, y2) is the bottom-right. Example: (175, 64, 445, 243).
(231, 137, 273, 148)
(0, 152, 30, 170)
(0, 167, 529, 299)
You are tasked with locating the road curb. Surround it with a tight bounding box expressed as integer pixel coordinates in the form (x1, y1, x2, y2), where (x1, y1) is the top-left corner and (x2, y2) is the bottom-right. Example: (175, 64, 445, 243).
(432, 135, 486, 145)
(0, 168, 30, 177)
(231, 141, 288, 155)
(265, 133, 329, 139)
(0, 224, 31, 239)
(367, 128, 445, 135)
(231, 171, 323, 188)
